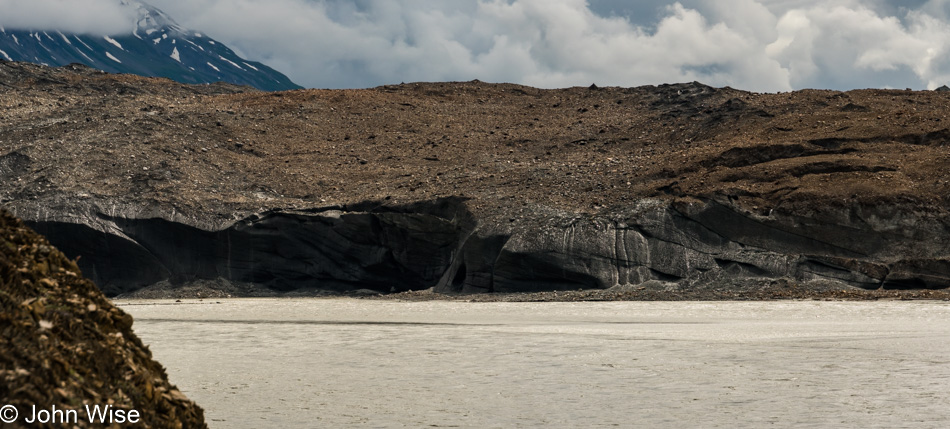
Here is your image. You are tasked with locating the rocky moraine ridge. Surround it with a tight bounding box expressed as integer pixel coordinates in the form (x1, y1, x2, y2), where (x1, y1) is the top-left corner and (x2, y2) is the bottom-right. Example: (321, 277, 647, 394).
(2, 60, 950, 298)
(0, 209, 206, 427)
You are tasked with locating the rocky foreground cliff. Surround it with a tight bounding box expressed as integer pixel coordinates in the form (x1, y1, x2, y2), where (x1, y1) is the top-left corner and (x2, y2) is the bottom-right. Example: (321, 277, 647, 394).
(2, 60, 950, 298)
(0, 209, 206, 427)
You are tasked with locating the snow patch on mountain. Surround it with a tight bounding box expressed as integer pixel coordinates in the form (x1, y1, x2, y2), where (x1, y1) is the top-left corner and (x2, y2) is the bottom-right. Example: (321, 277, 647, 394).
(106, 52, 121, 63)
(218, 55, 244, 70)
(170, 47, 180, 62)
(75, 36, 93, 51)
(103, 36, 123, 50)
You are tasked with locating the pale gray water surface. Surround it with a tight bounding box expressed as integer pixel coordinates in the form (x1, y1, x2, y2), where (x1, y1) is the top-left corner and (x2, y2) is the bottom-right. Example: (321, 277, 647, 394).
(116, 299, 950, 428)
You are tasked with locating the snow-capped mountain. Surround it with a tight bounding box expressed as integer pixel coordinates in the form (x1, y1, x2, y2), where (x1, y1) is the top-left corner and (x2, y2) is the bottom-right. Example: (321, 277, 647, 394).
(0, 0, 301, 91)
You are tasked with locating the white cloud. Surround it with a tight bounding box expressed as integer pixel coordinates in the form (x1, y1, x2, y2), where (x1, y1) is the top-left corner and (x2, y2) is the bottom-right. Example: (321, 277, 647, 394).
(919, 0, 950, 20)
(0, 0, 136, 35)
(766, 2, 950, 89)
(145, 0, 793, 91)
(10, 0, 950, 91)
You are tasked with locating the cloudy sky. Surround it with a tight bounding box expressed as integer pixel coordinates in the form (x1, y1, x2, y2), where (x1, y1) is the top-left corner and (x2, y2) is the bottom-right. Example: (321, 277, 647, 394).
(3, 0, 950, 91)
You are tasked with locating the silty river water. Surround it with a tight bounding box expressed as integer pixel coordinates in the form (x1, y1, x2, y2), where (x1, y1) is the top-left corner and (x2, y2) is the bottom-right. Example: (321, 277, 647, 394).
(117, 299, 950, 428)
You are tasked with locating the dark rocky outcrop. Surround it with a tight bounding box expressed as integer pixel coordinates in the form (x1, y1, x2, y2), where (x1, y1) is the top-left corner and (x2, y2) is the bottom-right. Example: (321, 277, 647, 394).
(0, 210, 206, 427)
(9, 195, 950, 297)
(22, 203, 464, 296)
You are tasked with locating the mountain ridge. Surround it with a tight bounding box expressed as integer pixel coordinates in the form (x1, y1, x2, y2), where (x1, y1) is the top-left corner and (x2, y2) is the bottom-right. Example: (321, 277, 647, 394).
(0, 0, 301, 91)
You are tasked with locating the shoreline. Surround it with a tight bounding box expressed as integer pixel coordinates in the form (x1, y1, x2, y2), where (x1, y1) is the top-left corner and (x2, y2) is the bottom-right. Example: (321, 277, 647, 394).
(367, 288, 950, 302)
(111, 281, 950, 303)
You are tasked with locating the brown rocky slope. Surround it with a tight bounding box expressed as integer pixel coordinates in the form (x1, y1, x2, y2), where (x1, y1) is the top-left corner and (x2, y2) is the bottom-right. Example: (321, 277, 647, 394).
(0, 209, 206, 427)
(2, 60, 950, 297)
